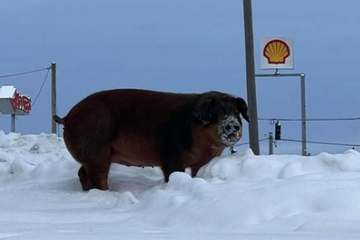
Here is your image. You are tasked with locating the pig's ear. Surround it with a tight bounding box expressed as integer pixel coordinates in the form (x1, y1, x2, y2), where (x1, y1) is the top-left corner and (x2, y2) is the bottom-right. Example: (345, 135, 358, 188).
(236, 97, 249, 123)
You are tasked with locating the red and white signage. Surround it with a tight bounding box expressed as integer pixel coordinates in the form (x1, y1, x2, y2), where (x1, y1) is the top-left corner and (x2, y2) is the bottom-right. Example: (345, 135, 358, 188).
(0, 86, 31, 115)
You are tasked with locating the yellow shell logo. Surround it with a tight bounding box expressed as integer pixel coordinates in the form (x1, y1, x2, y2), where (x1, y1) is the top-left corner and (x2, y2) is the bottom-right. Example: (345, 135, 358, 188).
(263, 40, 290, 64)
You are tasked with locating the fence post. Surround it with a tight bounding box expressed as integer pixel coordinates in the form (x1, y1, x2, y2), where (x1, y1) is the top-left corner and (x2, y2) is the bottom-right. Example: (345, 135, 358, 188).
(300, 74, 307, 156)
(268, 132, 273, 155)
(51, 62, 57, 135)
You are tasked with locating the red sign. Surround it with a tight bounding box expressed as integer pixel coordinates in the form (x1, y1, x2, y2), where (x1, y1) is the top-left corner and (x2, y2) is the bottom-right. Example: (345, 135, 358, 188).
(11, 92, 31, 114)
(0, 86, 31, 115)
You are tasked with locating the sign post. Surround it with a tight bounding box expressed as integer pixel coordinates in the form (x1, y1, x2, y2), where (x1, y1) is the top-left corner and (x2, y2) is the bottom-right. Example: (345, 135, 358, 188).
(257, 36, 307, 156)
(11, 114, 15, 132)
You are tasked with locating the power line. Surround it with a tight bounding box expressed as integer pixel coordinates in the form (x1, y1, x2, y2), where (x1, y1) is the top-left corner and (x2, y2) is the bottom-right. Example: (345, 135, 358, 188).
(280, 138, 360, 147)
(0, 66, 51, 107)
(236, 138, 360, 148)
(0, 67, 50, 79)
(236, 138, 267, 147)
(259, 117, 360, 122)
(32, 68, 50, 107)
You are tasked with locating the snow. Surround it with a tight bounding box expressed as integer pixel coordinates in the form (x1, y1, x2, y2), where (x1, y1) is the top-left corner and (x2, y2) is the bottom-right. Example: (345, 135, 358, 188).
(1, 131, 360, 240)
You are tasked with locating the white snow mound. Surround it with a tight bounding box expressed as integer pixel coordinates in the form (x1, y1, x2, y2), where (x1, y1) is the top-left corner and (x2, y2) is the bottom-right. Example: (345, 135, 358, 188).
(1, 131, 360, 240)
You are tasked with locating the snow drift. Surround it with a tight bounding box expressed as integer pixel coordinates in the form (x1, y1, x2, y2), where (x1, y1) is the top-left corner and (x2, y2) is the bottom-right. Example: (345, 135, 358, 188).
(1, 131, 360, 240)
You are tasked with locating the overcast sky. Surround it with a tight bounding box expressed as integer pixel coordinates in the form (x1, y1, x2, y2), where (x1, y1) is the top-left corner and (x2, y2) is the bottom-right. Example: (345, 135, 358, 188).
(0, 0, 359, 155)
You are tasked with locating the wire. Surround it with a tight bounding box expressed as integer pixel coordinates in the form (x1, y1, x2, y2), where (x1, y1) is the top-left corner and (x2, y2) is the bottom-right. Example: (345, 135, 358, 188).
(235, 138, 267, 147)
(32, 68, 50, 107)
(280, 138, 360, 147)
(0, 67, 50, 79)
(235, 138, 360, 148)
(259, 117, 360, 122)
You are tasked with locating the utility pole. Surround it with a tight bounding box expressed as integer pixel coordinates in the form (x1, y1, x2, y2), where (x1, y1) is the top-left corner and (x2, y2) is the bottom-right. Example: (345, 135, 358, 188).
(243, 0, 260, 155)
(51, 62, 57, 135)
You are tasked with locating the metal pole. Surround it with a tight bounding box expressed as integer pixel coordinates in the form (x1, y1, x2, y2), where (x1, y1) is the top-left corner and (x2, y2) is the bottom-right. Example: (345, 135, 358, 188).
(11, 114, 15, 132)
(300, 74, 307, 156)
(269, 132, 273, 155)
(256, 72, 307, 156)
(243, 0, 260, 155)
(51, 62, 57, 135)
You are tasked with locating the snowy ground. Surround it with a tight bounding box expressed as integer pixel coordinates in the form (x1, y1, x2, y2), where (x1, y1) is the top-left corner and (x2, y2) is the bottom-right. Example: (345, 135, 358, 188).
(1, 131, 360, 240)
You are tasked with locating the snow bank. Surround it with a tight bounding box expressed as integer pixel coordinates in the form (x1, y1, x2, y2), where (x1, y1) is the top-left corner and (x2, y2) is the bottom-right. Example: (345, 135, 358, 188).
(1, 131, 360, 240)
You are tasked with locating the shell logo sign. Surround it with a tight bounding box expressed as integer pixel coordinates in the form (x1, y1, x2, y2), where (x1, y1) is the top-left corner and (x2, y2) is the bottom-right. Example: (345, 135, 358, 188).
(261, 36, 294, 69)
(263, 40, 290, 64)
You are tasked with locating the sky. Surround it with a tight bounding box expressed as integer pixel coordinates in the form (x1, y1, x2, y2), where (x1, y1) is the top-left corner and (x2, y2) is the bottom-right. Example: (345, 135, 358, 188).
(0, 0, 359, 155)
(1, 133, 360, 239)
